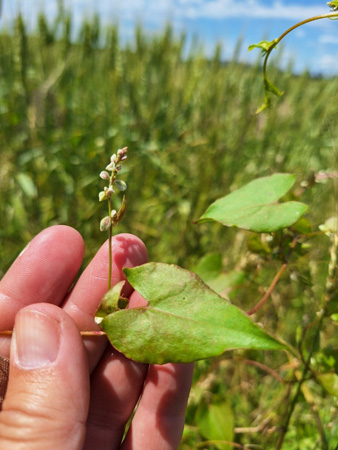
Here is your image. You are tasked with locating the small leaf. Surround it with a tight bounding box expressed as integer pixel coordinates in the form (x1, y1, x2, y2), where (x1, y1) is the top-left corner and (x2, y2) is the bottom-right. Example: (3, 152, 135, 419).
(328, 1, 338, 11)
(317, 373, 338, 397)
(100, 263, 286, 364)
(197, 174, 308, 233)
(95, 281, 126, 323)
(265, 78, 283, 97)
(114, 179, 127, 191)
(196, 401, 234, 450)
(248, 39, 278, 55)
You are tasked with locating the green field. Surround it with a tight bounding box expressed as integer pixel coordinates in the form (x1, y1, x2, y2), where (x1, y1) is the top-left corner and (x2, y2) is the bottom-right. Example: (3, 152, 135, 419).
(1, 11, 338, 448)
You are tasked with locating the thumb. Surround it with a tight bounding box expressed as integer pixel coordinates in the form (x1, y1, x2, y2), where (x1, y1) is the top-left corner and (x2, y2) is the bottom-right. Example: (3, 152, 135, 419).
(0, 304, 90, 450)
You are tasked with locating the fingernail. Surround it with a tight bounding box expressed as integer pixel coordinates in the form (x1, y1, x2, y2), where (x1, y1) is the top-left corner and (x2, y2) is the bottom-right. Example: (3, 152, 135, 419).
(14, 310, 60, 369)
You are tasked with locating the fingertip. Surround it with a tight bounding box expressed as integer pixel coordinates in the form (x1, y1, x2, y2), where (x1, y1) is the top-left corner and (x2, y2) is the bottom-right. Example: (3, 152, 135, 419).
(111, 233, 148, 267)
(34, 225, 85, 256)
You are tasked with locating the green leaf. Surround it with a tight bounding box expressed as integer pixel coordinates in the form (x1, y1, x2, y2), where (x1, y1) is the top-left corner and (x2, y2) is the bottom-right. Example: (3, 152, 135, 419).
(248, 39, 278, 55)
(317, 373, 338, 397)
(100, 263, 286, 364)
(328, 1, 338, 11)
(197, 174, 308, 233)
(196, 401, 234, 450)
(265, 78, 283, 97)
(95, 281, 126, 323)
(255, 95, 271, 114)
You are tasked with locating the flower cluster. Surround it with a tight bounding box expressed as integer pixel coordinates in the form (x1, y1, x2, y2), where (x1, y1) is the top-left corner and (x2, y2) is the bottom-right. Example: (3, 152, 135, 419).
(99, 147, 128, 232)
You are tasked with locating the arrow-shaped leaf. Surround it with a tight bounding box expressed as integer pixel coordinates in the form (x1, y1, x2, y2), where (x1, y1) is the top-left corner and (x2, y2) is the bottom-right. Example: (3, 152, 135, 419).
(100, 263, 286, 364)
(197, 173, 308, 232)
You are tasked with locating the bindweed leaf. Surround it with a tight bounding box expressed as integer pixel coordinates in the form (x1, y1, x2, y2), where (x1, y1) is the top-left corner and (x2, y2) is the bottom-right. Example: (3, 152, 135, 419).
(95, 281, 126, 324)
(248, 39, 278, 55)
(197, 174, 308, 232)
(99, 263, 286, 364)
(265, 78, 283, 97)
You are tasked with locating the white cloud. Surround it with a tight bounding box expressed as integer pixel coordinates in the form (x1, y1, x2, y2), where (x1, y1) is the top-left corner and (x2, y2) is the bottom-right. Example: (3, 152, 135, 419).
(173, 0, 325, 20)
(319, 34, 338, 44)
(318, 53, 338, 74)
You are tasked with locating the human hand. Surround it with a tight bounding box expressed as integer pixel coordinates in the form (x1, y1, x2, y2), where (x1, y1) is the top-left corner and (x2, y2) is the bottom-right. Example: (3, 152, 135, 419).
(0, 226, 193, 449)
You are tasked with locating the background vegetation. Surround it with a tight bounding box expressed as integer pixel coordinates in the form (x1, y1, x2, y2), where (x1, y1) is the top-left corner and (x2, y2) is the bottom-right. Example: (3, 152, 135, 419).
(1, 9, 338, 449)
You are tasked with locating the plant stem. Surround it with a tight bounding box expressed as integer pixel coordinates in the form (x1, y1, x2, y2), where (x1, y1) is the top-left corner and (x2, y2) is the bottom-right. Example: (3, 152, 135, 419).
(237, 357, 285, 383)
(0, 330, 107, 337)
(247, 263, 287, 316)
(107, 197, 113, 291)
(263, 12, 338, 82)
(247, 236, 298, 316)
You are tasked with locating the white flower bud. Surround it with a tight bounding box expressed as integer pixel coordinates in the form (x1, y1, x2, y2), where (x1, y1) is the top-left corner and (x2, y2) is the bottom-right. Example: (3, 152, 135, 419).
(110, 209, 117, 218)
(110, 154, 117, 163)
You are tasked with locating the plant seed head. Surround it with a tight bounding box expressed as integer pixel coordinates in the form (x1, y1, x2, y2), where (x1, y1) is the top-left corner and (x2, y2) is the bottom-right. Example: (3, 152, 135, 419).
(100, 170, 110, 180)
(106, 162, 116, 171)
(98, 191, 107, 202)
(100, 216, 112, 231)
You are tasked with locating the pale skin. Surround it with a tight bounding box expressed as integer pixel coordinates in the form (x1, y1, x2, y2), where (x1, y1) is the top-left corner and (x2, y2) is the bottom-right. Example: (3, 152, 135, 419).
(0, 225, 194, 449)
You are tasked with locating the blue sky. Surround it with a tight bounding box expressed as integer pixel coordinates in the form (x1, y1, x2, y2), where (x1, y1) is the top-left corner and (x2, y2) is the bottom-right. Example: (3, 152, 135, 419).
(1, 0, 338, 75)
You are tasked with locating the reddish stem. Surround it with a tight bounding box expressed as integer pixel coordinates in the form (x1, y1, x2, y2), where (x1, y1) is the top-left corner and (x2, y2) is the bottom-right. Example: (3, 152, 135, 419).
(247, 263, 287, 316)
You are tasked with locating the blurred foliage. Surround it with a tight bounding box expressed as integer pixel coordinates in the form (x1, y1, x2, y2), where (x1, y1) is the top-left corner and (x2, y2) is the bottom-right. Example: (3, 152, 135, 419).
(1, 10, 338, 449)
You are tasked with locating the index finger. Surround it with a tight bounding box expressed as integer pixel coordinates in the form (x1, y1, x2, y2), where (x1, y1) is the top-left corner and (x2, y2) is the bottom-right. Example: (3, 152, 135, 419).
(62, 233, 148, 371)
(0, 226, 85, 357)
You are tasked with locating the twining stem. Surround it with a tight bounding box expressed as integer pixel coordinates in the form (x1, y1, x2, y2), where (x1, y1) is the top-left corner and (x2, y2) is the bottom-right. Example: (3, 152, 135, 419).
(236, 357, 285, 383)
(247, 263, 287, 316)
(263, 12, 338, 82)
(247, 236, 298, 316)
